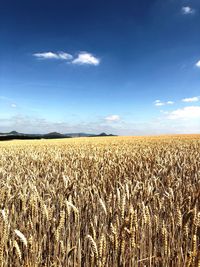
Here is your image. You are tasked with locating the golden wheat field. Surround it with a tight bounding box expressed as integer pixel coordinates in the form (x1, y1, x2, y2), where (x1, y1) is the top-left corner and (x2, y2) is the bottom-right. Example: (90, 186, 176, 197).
(0, 135, 200, 267)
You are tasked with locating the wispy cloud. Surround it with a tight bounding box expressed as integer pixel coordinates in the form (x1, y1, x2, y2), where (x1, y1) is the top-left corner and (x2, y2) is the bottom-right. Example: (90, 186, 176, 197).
(166, 101, 174, 105)
(105, 115, 121, 122)
(0, 96, 11, 101)
(155, 102, 165, 106)
(0, 112, 199, 136)
(33, 51, 101, 66)
(0, 115, 121, 135)
(33, 52, 73, 60)
(195, 60, 200, 68)
(181, 6, 195, 15)
(11, 103, 17, 108)
(182, 96, 199, 103)
(72, 52, 100, 65)
(167, 106, 200, 120)
(0, 96, 18, 108)
(154, 100, 174, 106)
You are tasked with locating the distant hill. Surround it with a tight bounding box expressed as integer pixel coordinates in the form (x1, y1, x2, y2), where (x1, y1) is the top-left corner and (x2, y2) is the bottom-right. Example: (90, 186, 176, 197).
(95, 132, 116, 137)
(65, 132, 94, 137)
(43, 132, 69, 139)
(0, 131, 117, 141)
(9, 131, 19, 135)
(0, 131, 23, 136)
(0, 131, 71, 141)
(66, 132, 117, 137)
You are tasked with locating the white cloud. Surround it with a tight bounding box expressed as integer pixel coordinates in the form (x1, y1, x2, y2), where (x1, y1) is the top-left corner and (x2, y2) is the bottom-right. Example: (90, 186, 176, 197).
(166, 101, 174, 105)
(33, 51, 100, 66)
(72, 52, 100, 65)
(195, 60, 200, 68)
(11, 103, 17, 108)
(105, 115, 121, 122)
(182, 96, 199, 102)
(182, 6, 195, 15)
(155, 102, 165, 106)
(33, 52, 73, 60)
(0, 115, 121, 135)
(155, 100, 161, 103)
(57, 52, 73, 60)
(167, 106, 200, 120)
(0, 96, 18, 108)
(154, 100, 174, 106)
(0, 113, 199, 136)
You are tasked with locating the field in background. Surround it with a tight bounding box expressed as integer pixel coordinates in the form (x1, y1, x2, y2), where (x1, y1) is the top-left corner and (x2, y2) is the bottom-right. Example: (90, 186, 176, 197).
(0, 135, 200, 266)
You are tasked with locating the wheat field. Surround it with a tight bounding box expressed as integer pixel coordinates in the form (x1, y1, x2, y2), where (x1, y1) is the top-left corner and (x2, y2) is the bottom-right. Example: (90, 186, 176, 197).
(0, 135, 200, 267)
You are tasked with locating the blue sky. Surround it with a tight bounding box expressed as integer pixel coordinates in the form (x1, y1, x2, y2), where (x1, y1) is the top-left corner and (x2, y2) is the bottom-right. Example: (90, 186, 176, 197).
(0, 0, 200, 135)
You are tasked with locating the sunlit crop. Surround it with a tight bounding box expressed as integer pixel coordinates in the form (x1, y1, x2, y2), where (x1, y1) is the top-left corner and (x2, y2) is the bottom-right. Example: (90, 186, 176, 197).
(0, 135, 200, 266)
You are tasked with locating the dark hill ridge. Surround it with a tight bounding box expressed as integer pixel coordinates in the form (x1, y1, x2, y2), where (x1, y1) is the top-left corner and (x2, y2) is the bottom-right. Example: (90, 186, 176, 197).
(43, 132, 65, 138)
(66, 132, 116, 137)
(9, 131, 19, 135)
(0, 131, 117, 141)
